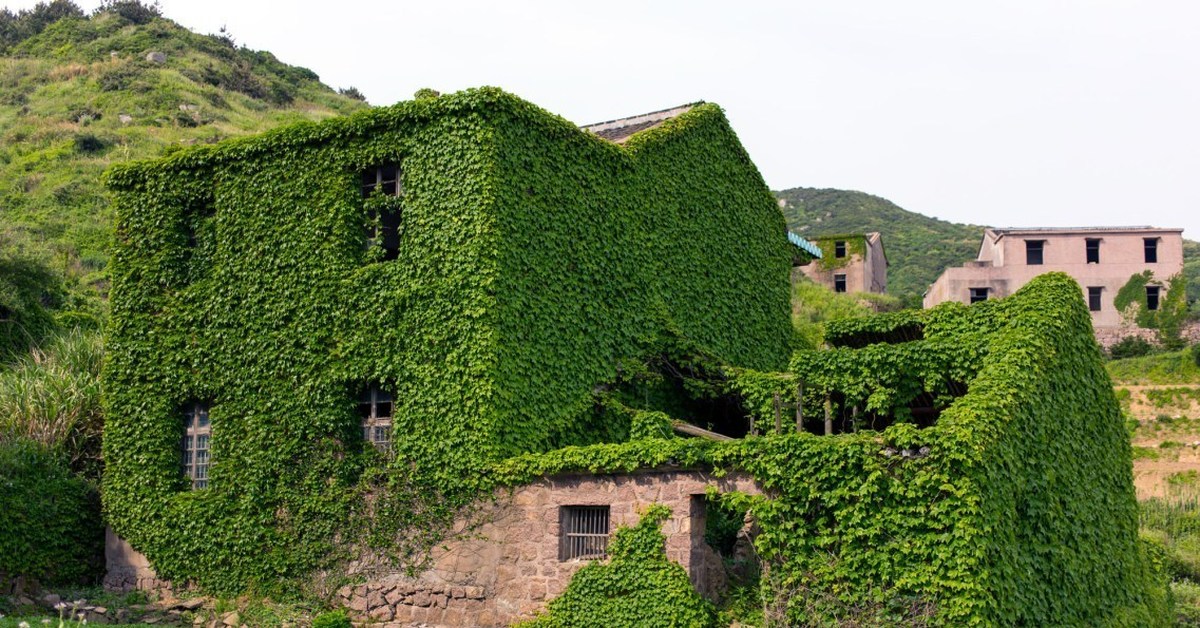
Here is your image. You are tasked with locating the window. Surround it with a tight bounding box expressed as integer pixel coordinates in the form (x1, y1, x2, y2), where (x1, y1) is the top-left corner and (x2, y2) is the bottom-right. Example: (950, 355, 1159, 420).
(182, 402, 211, 489)
(357, 386, 393, 451)
(833, 274, 847, 293)
(969, 287, 989, 304)
(0, 305, 10, 321)
(362, 164, 403, 261)
(1025, 240, 1044, 265)
(1144, 238, 1158, 263)
(1085, 238, 1100, 264)
(1146, 286, 1160, 311)
(834, 240, 846, 258)
(560, 506, 609, 560)
(1088, 287, 1102, 312)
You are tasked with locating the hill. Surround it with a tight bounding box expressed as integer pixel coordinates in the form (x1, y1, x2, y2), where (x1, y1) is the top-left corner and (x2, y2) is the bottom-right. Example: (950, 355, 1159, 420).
(775, 187, 984, 306)
(0, 1, 368, 303)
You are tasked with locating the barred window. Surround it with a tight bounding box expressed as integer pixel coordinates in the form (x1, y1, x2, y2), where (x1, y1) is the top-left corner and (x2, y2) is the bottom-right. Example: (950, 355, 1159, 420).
(560, 506, 610, 560)
(358, 386, 393, 451)
(182, 402, 211, 489)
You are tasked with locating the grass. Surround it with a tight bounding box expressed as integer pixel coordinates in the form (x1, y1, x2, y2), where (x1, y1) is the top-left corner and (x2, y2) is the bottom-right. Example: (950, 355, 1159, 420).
(1107, 348, 1200, 386)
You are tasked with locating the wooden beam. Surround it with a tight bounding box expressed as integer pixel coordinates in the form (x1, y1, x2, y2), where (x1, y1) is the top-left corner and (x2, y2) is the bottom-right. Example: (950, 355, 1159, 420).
(672, 422, 734, 441)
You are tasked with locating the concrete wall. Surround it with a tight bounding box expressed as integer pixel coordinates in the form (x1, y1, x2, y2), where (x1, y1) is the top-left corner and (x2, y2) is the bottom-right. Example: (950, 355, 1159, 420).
(106, 470, 761, 627)
(926, 228, 1184, 329)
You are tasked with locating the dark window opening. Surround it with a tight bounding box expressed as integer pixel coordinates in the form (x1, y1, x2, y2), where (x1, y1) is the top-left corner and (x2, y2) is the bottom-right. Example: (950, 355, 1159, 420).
(560, 506, 609, 560)
(0, 305, 10, 321)
(969, 287, 989, 304)
(182, 402, 211, 489)
(1088, 287, 1103, 312)
(1086, 238, 1100, 264)
(834, 240, 847, 258)
(357, 386, 393, 451)
(801, 385, 966, 437)
(1025, 240, 1044, 265)
(362, 164, 403, 261)
(833, 274, 847, 293)
(1146, 286, 1160, 311)
(1145, 238, 1158, 263)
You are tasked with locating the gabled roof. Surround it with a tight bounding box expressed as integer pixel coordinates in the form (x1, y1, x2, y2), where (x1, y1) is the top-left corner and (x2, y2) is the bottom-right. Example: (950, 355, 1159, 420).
(582, 103, 699, 143)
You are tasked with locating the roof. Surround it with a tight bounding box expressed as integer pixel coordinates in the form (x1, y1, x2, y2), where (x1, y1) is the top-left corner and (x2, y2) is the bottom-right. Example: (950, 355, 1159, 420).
(987, 226, 1183, 238)
(788, 231, 823, 259)
(582, 103, 698, 143)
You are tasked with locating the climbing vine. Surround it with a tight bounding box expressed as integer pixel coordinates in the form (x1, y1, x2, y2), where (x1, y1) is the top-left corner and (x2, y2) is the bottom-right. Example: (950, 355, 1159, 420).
(812, 233, 867, 271)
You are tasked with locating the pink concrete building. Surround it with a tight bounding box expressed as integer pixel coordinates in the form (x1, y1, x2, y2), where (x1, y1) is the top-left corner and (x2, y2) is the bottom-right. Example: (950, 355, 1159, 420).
(797, 232, 887, 294)
(924, 227, 1184, 329)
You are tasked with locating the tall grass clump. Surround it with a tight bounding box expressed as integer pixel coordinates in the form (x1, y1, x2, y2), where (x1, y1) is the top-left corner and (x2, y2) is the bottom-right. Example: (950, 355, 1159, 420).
(0, 328, 104, 478)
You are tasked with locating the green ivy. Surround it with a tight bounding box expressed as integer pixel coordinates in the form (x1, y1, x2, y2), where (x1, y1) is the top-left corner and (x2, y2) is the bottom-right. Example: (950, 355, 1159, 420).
(517, 505, 715, 628)
(1115, 271, 1190, 348)
(101, 87, 792, 594)
(811, 233, 867, 271)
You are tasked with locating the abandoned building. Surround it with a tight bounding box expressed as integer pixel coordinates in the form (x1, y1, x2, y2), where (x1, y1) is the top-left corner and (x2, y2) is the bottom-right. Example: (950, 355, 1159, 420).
(794, 232, 887, 294)
(924, 226, 1185, 343)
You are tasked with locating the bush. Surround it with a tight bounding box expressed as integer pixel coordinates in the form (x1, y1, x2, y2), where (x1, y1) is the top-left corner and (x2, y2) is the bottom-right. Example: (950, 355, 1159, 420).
(93, 0, 161, 25)
(0, 440, 103, 585)
(311, 610, 352, 628)
(1111, 335, 1155, 359)
(1192, 344, 1200, 368)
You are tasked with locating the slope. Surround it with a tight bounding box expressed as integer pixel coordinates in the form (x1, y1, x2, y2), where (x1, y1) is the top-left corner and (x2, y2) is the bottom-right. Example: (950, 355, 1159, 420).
(0, 2, 368, 301)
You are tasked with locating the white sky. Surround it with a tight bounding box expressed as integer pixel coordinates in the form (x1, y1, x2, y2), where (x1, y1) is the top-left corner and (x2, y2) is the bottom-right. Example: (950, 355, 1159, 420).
(9, 0, 1200, 239)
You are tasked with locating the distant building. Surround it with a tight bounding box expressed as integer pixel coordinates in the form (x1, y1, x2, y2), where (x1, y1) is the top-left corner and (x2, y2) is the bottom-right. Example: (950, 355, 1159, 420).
(795, 232, 887, 294)
(924, 226, 1184, 328)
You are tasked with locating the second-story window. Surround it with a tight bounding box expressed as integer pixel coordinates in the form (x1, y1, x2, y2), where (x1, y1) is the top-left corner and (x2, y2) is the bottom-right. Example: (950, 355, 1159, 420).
(969, 287, 989, 304)
(833, 274, 847, 293)
(357, 386, 393, 451)
(1025, 240, 1044, 265)
(1144, 238, 1158, 264)
(1088, 287, 1102, 312)
(1085, 239, 1100, 264)
(182, 402, 211, 489)
(362, 164, 403, 261)
(834, 240, 847, 258)
(1146, 286, 1160, 311)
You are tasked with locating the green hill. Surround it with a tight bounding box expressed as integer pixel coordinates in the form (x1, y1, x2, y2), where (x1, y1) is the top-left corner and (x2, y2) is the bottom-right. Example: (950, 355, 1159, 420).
(0, 1, 367, 302)
(775, 187, 984, 306)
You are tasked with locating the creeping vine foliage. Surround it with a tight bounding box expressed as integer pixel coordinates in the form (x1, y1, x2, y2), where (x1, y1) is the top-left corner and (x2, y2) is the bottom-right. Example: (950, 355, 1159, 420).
(501, 274, 1167, 626)
(810, 233, 867, 271)
(101, 88, 791, 594)
(518, 505, 715, 628)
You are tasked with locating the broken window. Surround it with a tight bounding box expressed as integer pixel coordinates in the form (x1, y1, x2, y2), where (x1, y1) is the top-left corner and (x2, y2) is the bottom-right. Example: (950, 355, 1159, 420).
(1144, 238, 1158, 264)
(1088, 287, 1102, 312)
(834, 240, 847, 258)
(1086, 238, 1100, 264)
(362, 164, 403, 261)
(834, 274, 847, 293)
(1146, 286, 1160, 311)
(182, 402, 211, 489)
(560, 506, 609, 560)
(357, 386, 393, 451)
(969, 287, 989, 304)
(1025, 240, 1044, 265)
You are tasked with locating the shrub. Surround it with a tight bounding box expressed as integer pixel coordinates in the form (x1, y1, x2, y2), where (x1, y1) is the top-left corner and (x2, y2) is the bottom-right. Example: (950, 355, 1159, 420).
(1111, 335, 1155, 359)
(1193, 343, 1200, 368)
(93, 0, 161, 25)
(311, 610, 352, 628)
(0, 440, 103, 585)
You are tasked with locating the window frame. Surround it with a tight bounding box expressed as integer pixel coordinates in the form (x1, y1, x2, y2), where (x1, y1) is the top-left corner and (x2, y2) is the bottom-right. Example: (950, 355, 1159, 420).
(1146, 285, 1161, 311)
(969, 287, 989, 304)
(1144, 237, 1159, 264)
(361, 164, 404, 261)
(833, 273, 847, 293)
(559, 505, 610, 560)
(1085, 238, 1100, 264)
(182, 402, 212, 490)
(1025, 240, 1044, 265)
(357, 385, 393, 451)
(1087, 286, 1102, 312)
(833, 240, 847, 259)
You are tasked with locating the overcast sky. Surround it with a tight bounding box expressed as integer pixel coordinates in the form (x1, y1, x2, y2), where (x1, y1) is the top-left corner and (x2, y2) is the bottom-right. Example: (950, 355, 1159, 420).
(9, 0, 1200, 238)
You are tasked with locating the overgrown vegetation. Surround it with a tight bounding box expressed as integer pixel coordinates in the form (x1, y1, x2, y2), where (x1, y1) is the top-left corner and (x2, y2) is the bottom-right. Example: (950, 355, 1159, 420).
(1108, 347, 1200, 386)
(1115, 271, 1192, 349)
(791, 276, 902, 349)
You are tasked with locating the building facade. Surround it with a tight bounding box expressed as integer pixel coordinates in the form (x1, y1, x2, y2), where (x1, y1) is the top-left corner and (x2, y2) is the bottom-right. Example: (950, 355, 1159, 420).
(924, 227, 1184, 328)
(796, 232, 887, 294)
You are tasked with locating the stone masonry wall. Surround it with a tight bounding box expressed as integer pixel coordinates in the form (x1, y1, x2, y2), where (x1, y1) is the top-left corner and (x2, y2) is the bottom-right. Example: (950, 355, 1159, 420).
(339, 470, 761, 627)
(1094, 321, 1200, 350)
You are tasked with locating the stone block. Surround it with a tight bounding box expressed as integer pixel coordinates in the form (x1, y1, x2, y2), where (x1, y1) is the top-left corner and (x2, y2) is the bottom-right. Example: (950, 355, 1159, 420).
(366, 590, 386, 609)
(411, 590, 431, 607)
(368, 605, 394, 621)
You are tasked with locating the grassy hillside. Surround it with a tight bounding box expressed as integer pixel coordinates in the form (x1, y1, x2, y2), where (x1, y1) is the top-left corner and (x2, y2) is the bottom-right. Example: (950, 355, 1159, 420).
(0, 2, 367, 302)
(775, 187, 984, 306)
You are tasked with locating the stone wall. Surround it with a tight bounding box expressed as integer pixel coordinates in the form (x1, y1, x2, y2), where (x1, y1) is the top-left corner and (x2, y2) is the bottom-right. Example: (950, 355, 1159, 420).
(340, 469, 761, 627)
(105, 470, 762, 627)
(1095, 321, 1200, 350)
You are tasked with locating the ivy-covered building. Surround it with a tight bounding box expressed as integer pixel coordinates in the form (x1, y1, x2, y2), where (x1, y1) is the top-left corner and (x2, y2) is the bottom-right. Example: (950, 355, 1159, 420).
(101, 87, 804, 592)
(795, 231, 887, 294)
